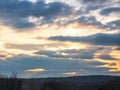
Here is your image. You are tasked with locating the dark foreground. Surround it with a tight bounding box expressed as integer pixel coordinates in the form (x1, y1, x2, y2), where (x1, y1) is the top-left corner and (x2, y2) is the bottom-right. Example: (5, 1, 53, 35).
(0, 75, 120, 90)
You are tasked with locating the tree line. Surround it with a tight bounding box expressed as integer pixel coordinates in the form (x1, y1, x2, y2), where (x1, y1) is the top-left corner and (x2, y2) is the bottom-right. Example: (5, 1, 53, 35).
(0, 75, 120, 90)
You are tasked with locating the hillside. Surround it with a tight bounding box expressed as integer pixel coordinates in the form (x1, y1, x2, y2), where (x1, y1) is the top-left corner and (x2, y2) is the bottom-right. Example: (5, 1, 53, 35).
(0, 75, 120, 90)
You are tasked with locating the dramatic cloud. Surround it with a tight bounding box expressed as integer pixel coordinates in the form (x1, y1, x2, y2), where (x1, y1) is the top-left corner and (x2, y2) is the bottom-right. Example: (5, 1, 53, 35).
(78, 0, 111, 14)
(35, 49, 94, 59)
(77, 16, 102, 27)
(0, 0, 72, 29)
(81, 0, 107, 3)
(98, 54, 118, 60)
(49, 33, 120, 46)
(0, 55, 109, 78)
(100, 7, 120, 16)
(105, 20, 120, 30)
(0, 0, 120, 77)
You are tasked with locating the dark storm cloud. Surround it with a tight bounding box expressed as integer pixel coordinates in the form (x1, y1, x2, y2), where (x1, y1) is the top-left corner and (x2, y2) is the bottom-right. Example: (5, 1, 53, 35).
(0, 55, 86, 72)
(0, 0, 72, 29)
(0, 0, 71, 18)
(0, 55, 108, 77)
(72, 15, 120, 30)
(77, 0, 109, 14)
(77, 16, 102, 26)
(35, 49, 94, 59)
(81, 0, 107, 3)
(100, 7, 120, 16)
(4, 18, 35, 29)
(0, 0, 119, 30)
(49, 33, 120, 46)
(105, 20, 120, 30)
(76, 16, 120, 30)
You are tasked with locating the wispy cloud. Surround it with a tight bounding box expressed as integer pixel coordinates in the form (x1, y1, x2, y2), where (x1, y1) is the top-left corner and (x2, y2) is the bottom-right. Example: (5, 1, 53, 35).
(49, 33, 120, 46)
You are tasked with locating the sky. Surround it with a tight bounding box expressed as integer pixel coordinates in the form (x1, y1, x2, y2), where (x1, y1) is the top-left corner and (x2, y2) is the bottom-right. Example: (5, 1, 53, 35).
(0, 0, 120, 78)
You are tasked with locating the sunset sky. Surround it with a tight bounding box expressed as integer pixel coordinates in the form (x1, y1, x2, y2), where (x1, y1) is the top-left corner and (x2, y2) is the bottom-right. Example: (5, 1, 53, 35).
(0, 0, 120, 78)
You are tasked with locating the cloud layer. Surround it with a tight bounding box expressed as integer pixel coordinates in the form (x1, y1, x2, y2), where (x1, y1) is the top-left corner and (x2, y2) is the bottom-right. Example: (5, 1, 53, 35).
(49, 33, 120, 46)
(0, 0, 72, 29)
(0, 0, 120, 77)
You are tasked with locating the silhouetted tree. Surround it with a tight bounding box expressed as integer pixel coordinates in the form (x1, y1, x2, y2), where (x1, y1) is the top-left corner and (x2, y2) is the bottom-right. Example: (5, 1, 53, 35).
(27, 79, 38, 90)
(99, 78, 120, 90)
(0, 78, 22, 90)
(40, 80, 62, 90)
(10, 71, 17, 78)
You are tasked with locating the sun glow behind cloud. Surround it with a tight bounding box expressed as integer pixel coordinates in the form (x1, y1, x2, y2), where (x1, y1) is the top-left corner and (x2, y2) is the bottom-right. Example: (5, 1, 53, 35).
(25, 68, 45, 73)
(64, 72, 78, 76)
(0, 0, 120, 77)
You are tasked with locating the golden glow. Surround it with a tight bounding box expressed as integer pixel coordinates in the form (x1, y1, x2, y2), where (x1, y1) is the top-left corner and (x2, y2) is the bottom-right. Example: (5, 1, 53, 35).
(95, 58, 120, 73)
(56, 52, 68, 56)
(0, 0, 119, 77)
(43, 42, 88, 51)
(25, 68, 45, 72)
(65, 42, 88, 49)
(64, 72, 77, 75)
(0, 51, 15, 60)
(110, 50, 120, 59)
(109, 69, 120, 73)
(32, 21, 104, 37)
(94, 48, 120, 73)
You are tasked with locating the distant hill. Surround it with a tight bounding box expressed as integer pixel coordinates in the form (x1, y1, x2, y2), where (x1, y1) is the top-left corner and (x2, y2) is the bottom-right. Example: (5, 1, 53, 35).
(0, 75, 120, 90)
(22, 75, 120, 90)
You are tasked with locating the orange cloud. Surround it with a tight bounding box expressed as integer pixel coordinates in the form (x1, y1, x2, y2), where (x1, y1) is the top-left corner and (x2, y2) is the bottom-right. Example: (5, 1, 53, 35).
(64, 72, 77, 75)
(25, 68, 45, 73)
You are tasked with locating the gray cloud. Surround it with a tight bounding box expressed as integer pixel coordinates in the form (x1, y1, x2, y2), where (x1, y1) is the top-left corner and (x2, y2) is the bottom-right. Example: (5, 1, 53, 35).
(81, 0, 107, 3)
(100, 7, 120, 16)
(5, 18, 35, 29)
(77, 16, 102, 27)
(35, 49, 94, 59)
(98, 54, 118, 60)
(49, 33, 120, 46)
(0, 0, 119, 30)
(0, 55, 108, 78)
(76, 16, 120, 30)
(69, 15, 120, 31)
(77, 0, 109, 14)
(0, 0, 72, 29)
(0, 0, 71, 18)
(105, 20, 120, 30)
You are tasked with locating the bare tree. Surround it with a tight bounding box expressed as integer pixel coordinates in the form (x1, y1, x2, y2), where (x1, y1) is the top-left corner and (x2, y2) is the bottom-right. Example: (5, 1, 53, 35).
(0, 73, 7, 78)
(10, 71, 17, 78)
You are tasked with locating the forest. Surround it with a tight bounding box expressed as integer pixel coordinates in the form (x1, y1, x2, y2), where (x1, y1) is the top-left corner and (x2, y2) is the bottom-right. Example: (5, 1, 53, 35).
(0, 75, 120, 90)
